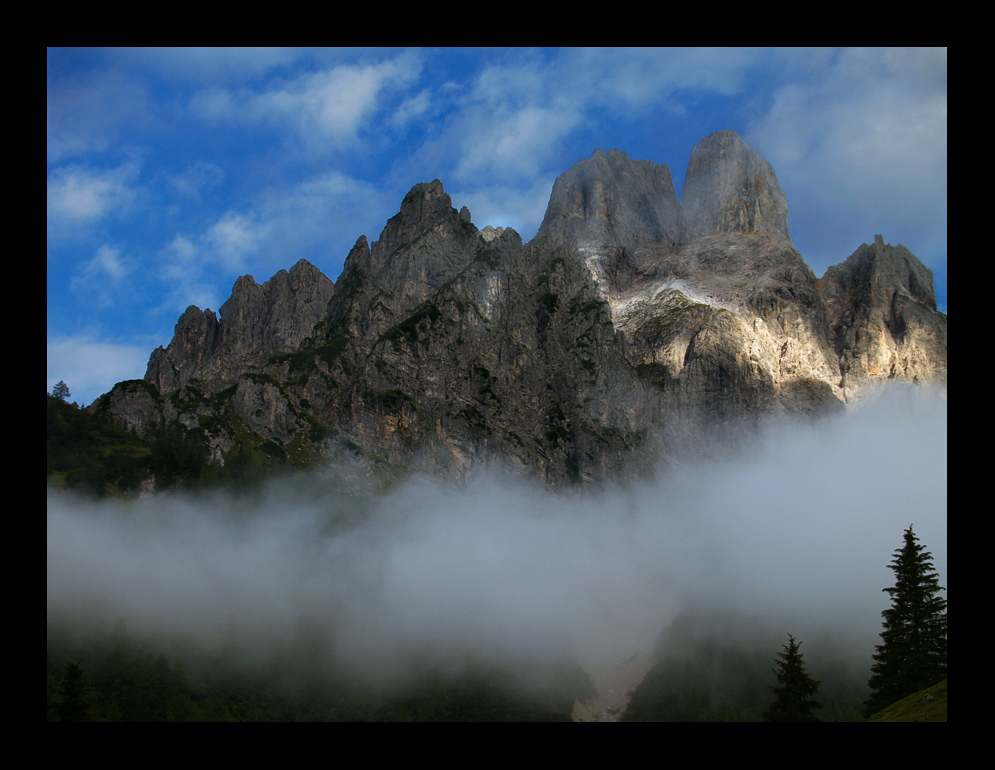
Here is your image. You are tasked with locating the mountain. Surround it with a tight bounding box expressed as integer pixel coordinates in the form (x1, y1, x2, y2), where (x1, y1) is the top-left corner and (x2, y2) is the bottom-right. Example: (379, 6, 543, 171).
(88, 130, 947, 488)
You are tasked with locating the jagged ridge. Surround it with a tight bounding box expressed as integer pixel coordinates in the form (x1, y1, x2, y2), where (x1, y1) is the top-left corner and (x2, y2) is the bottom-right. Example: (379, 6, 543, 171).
(91, 131, 947, 487)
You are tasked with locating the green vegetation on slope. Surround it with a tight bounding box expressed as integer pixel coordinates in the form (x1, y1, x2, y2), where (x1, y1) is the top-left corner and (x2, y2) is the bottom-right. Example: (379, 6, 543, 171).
(46, 623, 582, 722)
(866, 679, 946, 722)
(622, 613, 869, 722)
(47, 393, 293, 497)
(47, 393, 155, 496)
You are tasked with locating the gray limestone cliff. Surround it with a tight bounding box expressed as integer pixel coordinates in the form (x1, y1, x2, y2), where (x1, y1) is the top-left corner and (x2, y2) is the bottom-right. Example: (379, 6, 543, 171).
(537, 148, 681, 252)
(91, 131, 947, 486)
(680, 129, 790, 242)
(820, 234, 947, 397)
(146, 258, 334, 393)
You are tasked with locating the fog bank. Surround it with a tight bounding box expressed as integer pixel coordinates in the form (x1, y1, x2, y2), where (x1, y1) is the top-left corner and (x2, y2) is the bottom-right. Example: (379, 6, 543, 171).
(47, 384, 946, 690)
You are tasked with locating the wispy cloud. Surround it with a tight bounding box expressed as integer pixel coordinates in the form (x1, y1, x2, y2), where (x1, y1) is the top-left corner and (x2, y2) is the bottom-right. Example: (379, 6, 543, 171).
(69, 244, 131, 308)
(189, 51, 423, 152)
(152, 170, 391, 322)
(407, 48, 771, 229)
(168, 161, 225, 200)
(47, 158, 140, 235)
(451, 104, 585, 184)
(46, 64, 155, 162)
(745, 47, 947, 274)
(115, 46, 307, 85)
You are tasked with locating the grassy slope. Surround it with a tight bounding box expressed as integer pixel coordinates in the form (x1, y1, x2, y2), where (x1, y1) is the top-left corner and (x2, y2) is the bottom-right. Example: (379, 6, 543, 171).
(866, 679, 947, 722)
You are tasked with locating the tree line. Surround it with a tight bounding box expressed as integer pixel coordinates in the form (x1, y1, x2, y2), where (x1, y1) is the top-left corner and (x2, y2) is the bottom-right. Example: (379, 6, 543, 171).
(47, 385, 287, 497)
(762, 524, 946, 721)
(624, 524, 947, 722)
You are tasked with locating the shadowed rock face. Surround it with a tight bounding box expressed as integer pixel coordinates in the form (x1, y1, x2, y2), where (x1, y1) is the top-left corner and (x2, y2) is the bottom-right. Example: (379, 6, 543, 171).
(537, 148, 682, 250)
(93, 131, 945, 486)
(680, 130, 790, 242)
(145, 259, 335, 393)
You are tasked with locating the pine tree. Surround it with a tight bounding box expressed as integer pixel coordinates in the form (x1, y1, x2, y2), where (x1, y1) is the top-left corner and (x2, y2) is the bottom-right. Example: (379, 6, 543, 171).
(56, 660, 92, 722)
(763, 634, 821, 721)
(865, 524, 947, 717)
(51, 380, 71, 401)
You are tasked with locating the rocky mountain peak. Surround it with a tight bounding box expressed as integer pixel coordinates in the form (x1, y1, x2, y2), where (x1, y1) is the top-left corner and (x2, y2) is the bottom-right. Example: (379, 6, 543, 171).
(144, 258, 334, 392)
(145, 305, 220, 393)
(372, 179, 458, 257)
(536, 131, 790, 255)
(536, 147, 681, 251)
(822, 234, 938, 314)
(680, 130, 790, 242)
(354, 179, 482, 335)
(819, 235, 945, 394)
(107, 131, 946, 489)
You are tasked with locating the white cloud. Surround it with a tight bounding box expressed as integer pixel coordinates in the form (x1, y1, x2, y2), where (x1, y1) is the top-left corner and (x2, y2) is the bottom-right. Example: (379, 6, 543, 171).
(190, 51, 423, 151)
(69, 244, 131, 308)
(205, 211, 266, 271)
(454, 105, 584, 183)
(47, 331, 151, 407)
(744, 47, 947, 274)
(251, 172, 390, 266)
(156, 210, 268, 294)
(169, 161, 225, 199)
(152, 171, 392, 322)
(390, 89, 432, 129)
(559, 47, 760, 109)
(117, 47, 306, 85)
(90, 244, 128, 280)
(155, 234, 223, 317)
(455, 177, 558, 239)
(47, 160, 139, 233)
(418, 48, 769, 193)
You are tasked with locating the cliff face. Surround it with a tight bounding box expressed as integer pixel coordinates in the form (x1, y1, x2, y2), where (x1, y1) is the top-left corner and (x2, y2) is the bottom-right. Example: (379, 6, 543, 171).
(820, 234, 947, 398)
(145, 258, 335, 393)
(91, 131, 947, 486)
(680, 129, 790, 241)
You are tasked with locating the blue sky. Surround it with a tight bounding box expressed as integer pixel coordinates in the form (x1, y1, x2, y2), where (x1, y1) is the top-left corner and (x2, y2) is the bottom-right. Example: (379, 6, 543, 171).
(47, 47, 947, 407)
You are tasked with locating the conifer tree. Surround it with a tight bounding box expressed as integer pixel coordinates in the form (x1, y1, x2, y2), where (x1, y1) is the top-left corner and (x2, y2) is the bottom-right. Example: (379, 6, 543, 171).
(865, 524, 947, 717)
(763, 634, 821, 721)
(51, 380, 71, 401)
(56, 660, 92, 722)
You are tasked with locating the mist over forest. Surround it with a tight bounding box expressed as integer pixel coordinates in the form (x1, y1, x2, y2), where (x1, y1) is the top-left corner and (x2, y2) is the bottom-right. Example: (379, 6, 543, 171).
(47, 384, 946, 714)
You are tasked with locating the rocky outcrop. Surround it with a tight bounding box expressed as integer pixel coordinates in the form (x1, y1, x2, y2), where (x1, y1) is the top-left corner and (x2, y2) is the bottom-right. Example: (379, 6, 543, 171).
(145, 258, 334, 393)
(538, 132, 838, 418)
(90, 379, 167, 439)
(93, 131, 946, 486)
(323, 180, 483, 350)
(820, 234, 947, 397)
(145, 306, 221, 394)
(231, 376, 300, 444)
(218, 259, 334, 359)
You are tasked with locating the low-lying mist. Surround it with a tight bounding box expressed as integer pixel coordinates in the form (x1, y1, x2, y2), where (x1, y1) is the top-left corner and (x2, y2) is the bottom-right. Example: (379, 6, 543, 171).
(47, 384, 947, 699)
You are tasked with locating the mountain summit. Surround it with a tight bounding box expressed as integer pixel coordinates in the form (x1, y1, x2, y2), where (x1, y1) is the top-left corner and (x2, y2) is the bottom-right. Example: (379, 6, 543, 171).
(90, 131, 947, 487)
(681, 129, 790, 241)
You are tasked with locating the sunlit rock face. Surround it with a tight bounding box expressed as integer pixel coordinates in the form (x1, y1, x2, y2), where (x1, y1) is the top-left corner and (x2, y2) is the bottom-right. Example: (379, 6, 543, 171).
(91, 131, 946, 486)
(821, 234, 947, 398)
